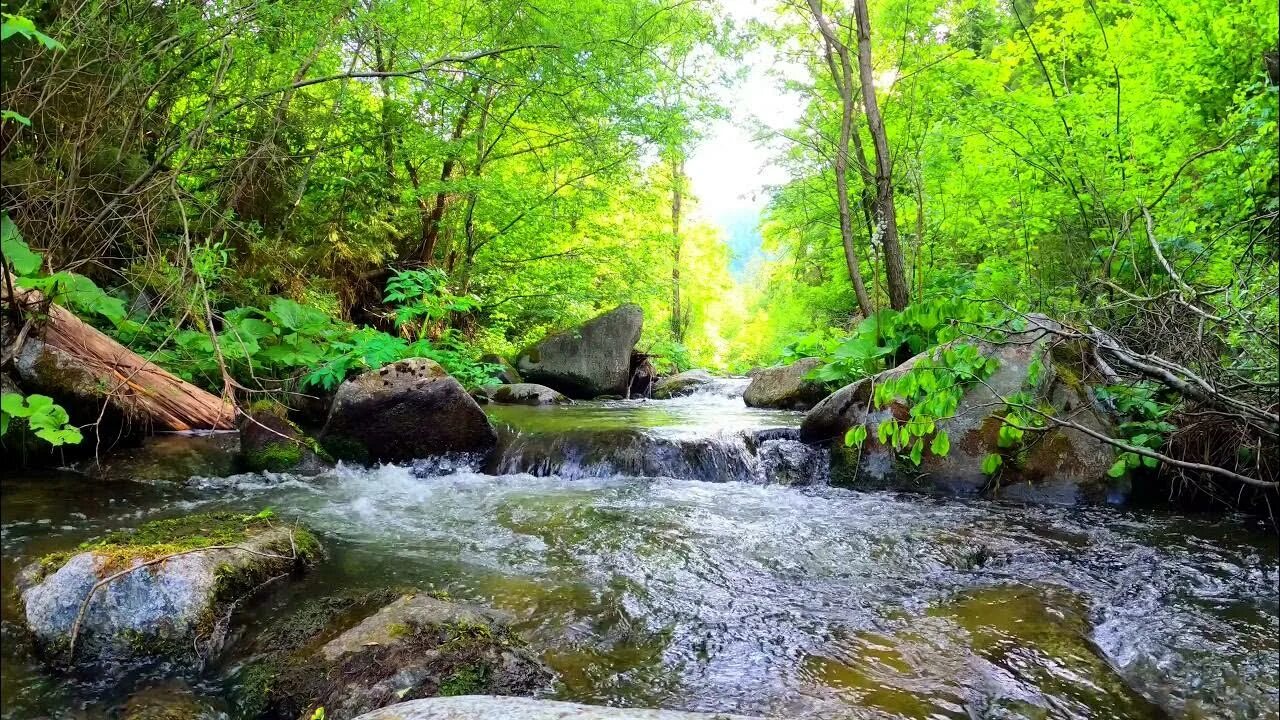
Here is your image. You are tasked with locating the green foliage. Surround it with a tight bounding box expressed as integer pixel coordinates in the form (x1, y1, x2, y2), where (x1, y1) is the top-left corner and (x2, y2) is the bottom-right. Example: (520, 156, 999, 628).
(1096, 383, 1177, 477)
(856, 342, 1001, 467)
(647, 339, 693, 375)
(1, 393, 83, 446)
(384, 269, 480, 335)
(2, 214, 125, 324)
(812, 297, 1006, 387)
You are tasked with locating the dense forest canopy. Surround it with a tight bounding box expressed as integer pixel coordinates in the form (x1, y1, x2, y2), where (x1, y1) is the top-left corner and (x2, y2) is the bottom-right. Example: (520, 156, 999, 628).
(1, 0, 1277, 497)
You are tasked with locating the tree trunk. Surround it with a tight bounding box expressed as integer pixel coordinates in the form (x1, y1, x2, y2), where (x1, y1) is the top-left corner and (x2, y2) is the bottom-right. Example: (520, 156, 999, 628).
(417, 80, 481, 264)
(670, 155, 685, 341)
(852, 0, 910, 310)
(4, 278, 236, 431)
(808, 0, 875, 317)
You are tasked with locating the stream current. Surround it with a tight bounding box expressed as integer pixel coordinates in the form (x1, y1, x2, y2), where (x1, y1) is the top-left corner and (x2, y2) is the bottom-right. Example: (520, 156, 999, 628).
(2, 386, 1276, 719)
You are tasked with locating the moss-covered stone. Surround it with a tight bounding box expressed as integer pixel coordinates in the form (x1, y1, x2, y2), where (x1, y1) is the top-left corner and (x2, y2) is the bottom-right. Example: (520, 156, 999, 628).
(18, 512, 322, 668)
(249, 591, 551, 719)
(240, 404, 330, 474)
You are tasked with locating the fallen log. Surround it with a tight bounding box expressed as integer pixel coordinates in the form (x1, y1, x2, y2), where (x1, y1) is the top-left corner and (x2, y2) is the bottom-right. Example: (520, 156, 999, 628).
(3, 275, 235, 431)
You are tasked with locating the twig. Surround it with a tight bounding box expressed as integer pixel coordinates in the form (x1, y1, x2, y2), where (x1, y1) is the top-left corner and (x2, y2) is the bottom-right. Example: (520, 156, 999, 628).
(66, 536, 298, 662)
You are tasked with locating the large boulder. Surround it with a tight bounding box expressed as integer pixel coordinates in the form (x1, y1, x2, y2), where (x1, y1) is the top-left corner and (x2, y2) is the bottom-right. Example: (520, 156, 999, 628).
(239, 402, 331, 475)
(489, 383, 572, 406)
(244, 591, 551, 720)
(652, 369, 715, 399)
(515, 305, 643, 399)
(353, 697, 762, 720)
(801, 319, 1122, 504)
(742, 358, 827, 410)
(319, 359, 497, 464)
(18, 512, 320, 667)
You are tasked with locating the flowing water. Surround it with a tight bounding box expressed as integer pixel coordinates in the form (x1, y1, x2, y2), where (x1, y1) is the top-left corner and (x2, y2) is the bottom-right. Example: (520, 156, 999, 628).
(2, 386, 1277, 719)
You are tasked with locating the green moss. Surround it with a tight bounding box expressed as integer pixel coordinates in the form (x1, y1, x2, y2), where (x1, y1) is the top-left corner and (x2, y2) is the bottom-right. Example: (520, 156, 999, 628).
(35, 511, 316, 579)
(438, 664, 490, 696)
(235, 660, 280, 719)
(247, 399, 289, 418)
(386, 622, 411, 639)
(244, 441, 304, 472)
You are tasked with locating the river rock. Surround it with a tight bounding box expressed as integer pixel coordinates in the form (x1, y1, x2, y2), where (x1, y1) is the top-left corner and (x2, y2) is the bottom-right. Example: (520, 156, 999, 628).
(652, 369, 715, 399)
(240, 402, 331, 475)
(742, 358, 827, 410)
(515, 304, 643, 399)
(801, 318, 1122, 504)
(319, 358, 497, 464)
(489, 383, 572, 406)
(17, 512, 320, 667)
(482, 354, 523, 385)
(352, 697, 763, 720)
(249, 591, 550, 720)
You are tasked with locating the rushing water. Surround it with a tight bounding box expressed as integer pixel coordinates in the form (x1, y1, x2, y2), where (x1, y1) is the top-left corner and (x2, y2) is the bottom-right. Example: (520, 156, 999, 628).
(2, 388, 1277, 720)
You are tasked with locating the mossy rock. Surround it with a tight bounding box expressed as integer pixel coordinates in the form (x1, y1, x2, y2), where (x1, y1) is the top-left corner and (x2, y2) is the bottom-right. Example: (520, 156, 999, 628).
(240, 402, 331, 475)
(17, 511, 322, 668)
(245, 591, 551, 720)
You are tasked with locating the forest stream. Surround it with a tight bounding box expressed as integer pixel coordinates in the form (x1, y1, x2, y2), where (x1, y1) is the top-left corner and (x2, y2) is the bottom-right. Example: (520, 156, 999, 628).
(2, 385, 1276, 720)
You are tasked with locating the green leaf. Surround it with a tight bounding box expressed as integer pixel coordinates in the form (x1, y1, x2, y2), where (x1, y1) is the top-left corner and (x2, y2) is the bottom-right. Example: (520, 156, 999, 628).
(1, 109, 31, 126)
(2, 214, 42, 275)
(930, 430, 950, 457)
(845, 424, 868, 448)
(1107, 458, 1128, 478)
(909, 438, 924, 466)
(980, 453, 1003, 475)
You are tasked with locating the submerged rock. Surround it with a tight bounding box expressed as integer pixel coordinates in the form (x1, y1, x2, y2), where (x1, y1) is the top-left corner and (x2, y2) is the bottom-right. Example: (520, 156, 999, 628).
(18, 512, 320, 667)
(801, 319, 1122, 505)
(244, 591, 550, 720)
(352, 697, 762, 720)
(651, 369, 715, 399)
(320, 358, 497, 464)
(80, 432, 240, 483)
(489, 383, 572, 406)
(742, 358, 827, 410)
(240, 402, 331, 475)
(515, 304, 643, 399)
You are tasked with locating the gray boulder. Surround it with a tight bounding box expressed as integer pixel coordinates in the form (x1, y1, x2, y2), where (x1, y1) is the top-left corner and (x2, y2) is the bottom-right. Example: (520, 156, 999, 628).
(801, 319, 1122, 505)
(18, 512, 320, 666)
(515, 305, 643, 399)
(742, 358, 828, 410)
(320, 358, 497, 464)
(253, 592, 551, 719)
(489, 383, 572, 406)
(652, 369, 715, 399)
(353, 697, 762, 720)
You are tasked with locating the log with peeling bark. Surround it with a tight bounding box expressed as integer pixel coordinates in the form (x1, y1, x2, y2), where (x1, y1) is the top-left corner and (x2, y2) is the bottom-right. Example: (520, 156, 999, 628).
(2, 275, 236, 431)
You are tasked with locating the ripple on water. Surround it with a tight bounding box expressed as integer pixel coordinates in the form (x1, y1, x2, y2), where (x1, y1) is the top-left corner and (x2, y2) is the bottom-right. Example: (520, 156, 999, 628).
(2, 464, 1277, 719)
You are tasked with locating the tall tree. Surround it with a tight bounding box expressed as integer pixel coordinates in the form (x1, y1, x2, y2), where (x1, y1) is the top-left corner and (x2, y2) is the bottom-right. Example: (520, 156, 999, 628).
(806, 0, 876, 317)
(850, 0, 909, 310)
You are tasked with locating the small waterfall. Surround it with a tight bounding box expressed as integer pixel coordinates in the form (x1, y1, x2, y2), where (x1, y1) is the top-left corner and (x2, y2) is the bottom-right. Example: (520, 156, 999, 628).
(486, 425, 828, 485)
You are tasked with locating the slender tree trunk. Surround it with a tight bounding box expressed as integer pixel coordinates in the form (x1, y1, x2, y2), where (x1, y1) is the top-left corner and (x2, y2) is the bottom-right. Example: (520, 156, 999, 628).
(417, 80, 481, 264)
(852, 0, 910, 310)
(670, 155, 685, 341)
(809, 0, 875, 317)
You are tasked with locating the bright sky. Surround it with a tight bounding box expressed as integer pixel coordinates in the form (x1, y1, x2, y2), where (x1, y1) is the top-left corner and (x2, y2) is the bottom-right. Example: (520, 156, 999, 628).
(684, 0, 807, 274)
